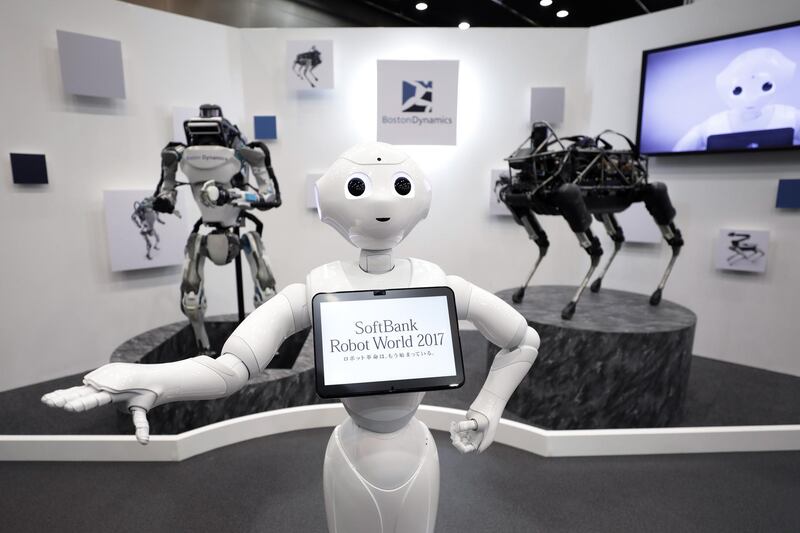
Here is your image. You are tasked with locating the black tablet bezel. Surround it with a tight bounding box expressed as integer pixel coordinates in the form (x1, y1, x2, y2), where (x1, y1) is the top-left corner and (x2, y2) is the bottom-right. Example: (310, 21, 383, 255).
(312, 286, 465, 399)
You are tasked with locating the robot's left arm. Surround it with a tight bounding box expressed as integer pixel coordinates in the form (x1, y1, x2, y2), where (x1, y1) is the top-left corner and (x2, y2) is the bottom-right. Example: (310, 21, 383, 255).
(238, 141, 282, 210)
(447, 275, 540, 453)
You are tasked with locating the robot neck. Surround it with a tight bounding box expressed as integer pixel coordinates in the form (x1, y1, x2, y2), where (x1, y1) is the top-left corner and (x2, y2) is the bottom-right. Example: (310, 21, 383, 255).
(359, 249, 394, 274)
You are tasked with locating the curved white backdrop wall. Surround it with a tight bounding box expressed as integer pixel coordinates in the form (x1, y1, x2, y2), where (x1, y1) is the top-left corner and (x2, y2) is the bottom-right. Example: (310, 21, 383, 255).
(0, 0, 798, 392)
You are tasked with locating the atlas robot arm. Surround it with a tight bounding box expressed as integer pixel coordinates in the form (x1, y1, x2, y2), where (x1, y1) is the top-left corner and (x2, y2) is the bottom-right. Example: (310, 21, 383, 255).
(152, 143, 185, 214)
(448, 276, 540, 453)
(200, 141, 283, 211)
(41, 284, 308, 444)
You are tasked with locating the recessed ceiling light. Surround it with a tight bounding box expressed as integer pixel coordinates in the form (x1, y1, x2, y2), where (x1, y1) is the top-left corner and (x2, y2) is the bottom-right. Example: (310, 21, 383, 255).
(415, 2, 428, 10)
(458, 21, 470, 30)
(556, 9, 569, 18)
(539, 0, 553, 6)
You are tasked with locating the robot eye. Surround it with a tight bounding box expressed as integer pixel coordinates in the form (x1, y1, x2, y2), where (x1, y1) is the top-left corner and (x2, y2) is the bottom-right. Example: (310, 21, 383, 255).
(394, 177, 412, 196)
(762, 81, 773, 92)
(348, 178, 365, 196)
(344, 172, 372, 199)
(392, 172, 415, 197)
(732, 86, 743, 96)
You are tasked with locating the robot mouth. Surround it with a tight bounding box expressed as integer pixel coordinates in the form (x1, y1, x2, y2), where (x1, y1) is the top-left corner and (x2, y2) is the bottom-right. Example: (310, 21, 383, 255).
(376, 217, 391, 222)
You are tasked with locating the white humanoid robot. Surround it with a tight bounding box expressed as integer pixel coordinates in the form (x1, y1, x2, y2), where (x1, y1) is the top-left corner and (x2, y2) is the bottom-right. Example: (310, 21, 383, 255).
(674, 47, 800, 151)
(153, 104, 282, 353)
(42, 142, 540, 533)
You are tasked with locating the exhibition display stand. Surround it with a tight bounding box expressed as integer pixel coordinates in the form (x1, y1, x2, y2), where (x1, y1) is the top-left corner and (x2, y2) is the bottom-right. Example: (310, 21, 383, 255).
(492, 285, 697, 429)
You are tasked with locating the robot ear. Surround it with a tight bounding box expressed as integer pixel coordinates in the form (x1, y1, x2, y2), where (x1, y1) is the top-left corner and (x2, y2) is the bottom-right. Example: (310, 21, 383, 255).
(770, 49, 796, 82)
(314, 181, 323, 220)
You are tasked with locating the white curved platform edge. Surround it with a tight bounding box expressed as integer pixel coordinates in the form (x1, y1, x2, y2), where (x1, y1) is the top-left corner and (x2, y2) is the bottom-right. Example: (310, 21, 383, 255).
(1, 403, 799, 462)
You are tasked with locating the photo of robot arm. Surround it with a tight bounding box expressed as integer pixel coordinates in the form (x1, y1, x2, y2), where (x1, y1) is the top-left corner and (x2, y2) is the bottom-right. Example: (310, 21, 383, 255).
(673, 47, 800, 152)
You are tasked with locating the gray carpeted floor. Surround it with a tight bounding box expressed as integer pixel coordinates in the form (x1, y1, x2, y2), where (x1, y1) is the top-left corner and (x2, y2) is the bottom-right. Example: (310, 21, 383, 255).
(0, 429, 798, 533)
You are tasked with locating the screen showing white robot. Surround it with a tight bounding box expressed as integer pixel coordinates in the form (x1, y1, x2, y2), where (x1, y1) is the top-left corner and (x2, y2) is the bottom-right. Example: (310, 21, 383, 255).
(317, 294, 459, 388)
(637, 22, 800, 155)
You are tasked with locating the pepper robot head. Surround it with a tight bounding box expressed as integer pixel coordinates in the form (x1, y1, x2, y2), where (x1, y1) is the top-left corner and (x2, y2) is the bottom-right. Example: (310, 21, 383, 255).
(716, 48, 796, 112)
(315, 142, 432, 250)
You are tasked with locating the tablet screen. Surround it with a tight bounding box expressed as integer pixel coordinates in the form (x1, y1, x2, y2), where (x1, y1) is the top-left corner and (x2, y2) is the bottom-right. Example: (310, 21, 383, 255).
(312, 287, 464, 398)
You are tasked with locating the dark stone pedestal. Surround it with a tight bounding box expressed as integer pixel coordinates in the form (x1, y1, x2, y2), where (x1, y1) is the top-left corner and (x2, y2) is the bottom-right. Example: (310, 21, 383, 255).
(491, 286, 696, 430)
(111, 316, 325, 434)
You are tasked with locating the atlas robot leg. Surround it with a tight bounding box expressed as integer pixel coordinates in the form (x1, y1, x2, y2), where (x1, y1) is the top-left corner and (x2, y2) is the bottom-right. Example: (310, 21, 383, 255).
(553, 183, 603, 320)
(508, 206, 550, 304)
(590, 213, 625, 293)
(240, 214, 276, 307)
(180, 221, 210, 353)
(642, 182, 684, 305)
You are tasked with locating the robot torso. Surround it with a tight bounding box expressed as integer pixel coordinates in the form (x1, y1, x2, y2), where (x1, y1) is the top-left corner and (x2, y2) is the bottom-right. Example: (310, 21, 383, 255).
(306, 257, 448, 433)
(180, 145, 245, 227)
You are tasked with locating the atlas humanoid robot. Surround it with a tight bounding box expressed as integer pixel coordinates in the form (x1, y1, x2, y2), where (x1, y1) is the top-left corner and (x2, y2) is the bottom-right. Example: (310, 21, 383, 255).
(152, 104, 282, 354)
(498, 122, 684, 319)
(43, 142, 540, 533)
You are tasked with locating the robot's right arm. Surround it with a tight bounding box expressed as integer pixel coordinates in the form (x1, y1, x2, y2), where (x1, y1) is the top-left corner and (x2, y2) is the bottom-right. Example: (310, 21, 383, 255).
(152, 142, 185, 214)
(42, 283, 310, 444)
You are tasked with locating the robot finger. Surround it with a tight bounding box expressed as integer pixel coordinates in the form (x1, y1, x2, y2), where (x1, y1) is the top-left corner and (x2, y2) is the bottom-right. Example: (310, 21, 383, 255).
(131, 407, 150, 445)
(452, 439, 477, 454)
(63, 391, 114, 412)
(456, 419, 479, 432)
(41, 385, 96, 408)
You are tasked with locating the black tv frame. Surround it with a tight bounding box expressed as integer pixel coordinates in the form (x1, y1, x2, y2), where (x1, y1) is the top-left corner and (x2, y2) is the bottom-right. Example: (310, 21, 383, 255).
(635, 19, 800, 157)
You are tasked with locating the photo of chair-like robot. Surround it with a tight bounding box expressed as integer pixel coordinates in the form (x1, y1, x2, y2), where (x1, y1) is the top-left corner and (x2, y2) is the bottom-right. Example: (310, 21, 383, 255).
(152, 104, 282, 354)
(497, 122, 684, 319)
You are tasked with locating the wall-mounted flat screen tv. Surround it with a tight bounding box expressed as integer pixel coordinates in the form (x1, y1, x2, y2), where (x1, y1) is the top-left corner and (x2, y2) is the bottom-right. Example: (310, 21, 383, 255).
(637, 21, 800, 156)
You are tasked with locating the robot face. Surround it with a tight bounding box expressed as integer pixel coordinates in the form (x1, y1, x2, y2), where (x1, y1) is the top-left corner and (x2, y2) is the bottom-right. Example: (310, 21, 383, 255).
(315, 143, 432, 250)
(716, 48, 796, 112)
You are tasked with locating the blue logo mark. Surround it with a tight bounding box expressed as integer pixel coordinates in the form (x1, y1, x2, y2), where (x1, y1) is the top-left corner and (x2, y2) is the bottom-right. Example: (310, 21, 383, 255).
(401, 81, 433, 113)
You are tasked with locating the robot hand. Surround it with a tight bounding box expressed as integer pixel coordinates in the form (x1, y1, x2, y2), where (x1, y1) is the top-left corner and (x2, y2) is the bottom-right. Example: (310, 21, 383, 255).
(200, 180, 236, 207)
(200, 180, 230, 207)
(449, 408, 498, 454)
(41, 363, 158, 444)
(152, 193, 176, 214)
(41, 354, 249, 445)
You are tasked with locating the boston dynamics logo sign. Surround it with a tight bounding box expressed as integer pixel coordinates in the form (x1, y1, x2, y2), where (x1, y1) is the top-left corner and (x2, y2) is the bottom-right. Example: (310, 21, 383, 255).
(377, 60, 458, 145)
(402, 81, 433, 113)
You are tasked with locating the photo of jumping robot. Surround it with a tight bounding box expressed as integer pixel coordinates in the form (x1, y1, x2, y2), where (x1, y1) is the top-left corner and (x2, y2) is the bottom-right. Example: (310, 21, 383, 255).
(131, 196, 181, 260)
(497, 122, 685, 319)
(726, 232, 765, 266)
(152, 104, 282, 354)
(293, 45, 322, 88)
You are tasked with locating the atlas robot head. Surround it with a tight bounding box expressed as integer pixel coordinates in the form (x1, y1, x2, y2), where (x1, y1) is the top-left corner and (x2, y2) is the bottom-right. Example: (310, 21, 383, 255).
(315, 142, 432, 250)
(184, 104, 241, 147)
(716, 48, 796, 112)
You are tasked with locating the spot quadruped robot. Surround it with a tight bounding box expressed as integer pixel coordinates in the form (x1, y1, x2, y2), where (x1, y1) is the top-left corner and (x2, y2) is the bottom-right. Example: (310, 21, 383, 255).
(498, 122, 684, 319)
(153, 104, 282, 354)
(43, 142, 540, 533)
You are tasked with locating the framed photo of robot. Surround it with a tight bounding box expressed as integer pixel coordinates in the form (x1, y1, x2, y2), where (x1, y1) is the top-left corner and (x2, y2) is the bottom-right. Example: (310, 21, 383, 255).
(286, 40, 334, 90)
(489, 169, 513, 216)
(103, 189, 189, 272)
(714, 228, 769, 273)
